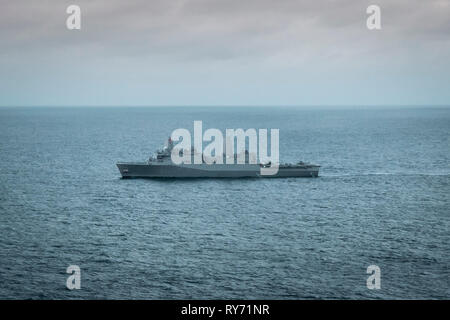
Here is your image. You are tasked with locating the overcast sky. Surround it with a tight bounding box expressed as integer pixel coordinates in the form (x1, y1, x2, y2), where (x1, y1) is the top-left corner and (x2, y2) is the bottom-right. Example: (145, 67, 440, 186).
(0, 0, 449, 106)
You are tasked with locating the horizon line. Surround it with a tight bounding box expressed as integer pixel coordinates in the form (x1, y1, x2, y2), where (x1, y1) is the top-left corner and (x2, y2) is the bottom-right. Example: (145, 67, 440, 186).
(1, 104, 450, 108)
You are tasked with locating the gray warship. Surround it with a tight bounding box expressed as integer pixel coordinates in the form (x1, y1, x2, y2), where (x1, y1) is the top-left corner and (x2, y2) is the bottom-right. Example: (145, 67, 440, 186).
(117, 138, 320, 178)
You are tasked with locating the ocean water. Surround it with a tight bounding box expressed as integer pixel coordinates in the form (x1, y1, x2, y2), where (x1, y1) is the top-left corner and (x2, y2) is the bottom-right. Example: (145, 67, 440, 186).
(0, 106, 448, 299)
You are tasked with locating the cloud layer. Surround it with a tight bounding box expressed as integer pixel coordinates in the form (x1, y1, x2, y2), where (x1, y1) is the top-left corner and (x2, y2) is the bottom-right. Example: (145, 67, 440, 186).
(1, 0, 449, 106)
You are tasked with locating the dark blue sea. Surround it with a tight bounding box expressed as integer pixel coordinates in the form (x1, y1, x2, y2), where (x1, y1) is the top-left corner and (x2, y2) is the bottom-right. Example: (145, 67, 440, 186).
(0, 106, 448, 299)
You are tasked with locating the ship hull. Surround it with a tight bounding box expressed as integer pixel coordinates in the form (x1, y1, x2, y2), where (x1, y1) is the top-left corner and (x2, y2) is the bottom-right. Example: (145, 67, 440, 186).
(116, 162, 319, 178)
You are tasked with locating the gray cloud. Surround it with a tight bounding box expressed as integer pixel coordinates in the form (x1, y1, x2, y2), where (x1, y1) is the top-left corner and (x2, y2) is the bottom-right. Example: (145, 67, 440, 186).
(1, 0, 449, 61)
(0, 0, 449, 106)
